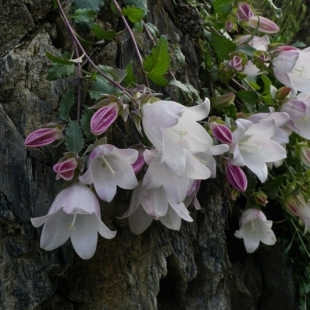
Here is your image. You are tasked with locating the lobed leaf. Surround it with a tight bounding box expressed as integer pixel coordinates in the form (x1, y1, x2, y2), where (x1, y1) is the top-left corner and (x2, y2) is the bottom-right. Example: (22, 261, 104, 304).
(211, 33, 237, 59)
(65, 121, 84, 153)
(59, 90, 75, 122)
(72, 0, 105, 12)
(122, 7, 147, 23)
(70, 9, 97, 24)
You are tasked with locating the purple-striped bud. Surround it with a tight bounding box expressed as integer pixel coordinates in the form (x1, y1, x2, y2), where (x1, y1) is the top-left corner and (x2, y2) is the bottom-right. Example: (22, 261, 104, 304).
(210, 123, 233, 144)
(225, 160, 248, 192)
(90, 103, 119, 135)
(53, 157, 78, 181)
(281, 100, 307, 119)
(248, 16, 280, 34)
(228, 55, 243, 71)
(236, 2, 254, 21)
(131, 149, 145, 174)
(300, 146, 310, 167)
(24, 126, 62, 148)
(225, 20, 234, 32)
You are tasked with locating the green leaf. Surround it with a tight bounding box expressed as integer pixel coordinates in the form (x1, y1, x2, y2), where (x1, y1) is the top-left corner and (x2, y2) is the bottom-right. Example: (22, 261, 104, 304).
(236, 91, 259, 112)
(262, 175, 286, 199)
(90, 23, 117, 40)
(72, 0, 105, 12)
(46, 52, 76, 65)
(47, 62, 75, 81)
(59, 90, 75, 122)
(174, 44, 185, 65)
(124, 61, 137, 87)
(70, 9, 97, 23)
(213, 0, 234, 14)
(145, 23, 159, 38)
(260, 74, 272, 95)
(124, 0, 148, 11)
(80, 107, 95, 140)
(98, 65, 127, 82)
(65, 121, 84, 153)
(236, 46, 256, 57)
(211, 33, 237, 59)
(122, 7, 147, 23)
(170, 79, 191, 92)
(89, 75, 116, 100)
(143, 35, 170, 86)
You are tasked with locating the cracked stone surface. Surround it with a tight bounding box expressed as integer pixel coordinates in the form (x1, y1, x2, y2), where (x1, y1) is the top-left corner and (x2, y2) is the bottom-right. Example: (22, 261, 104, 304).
(0, 0, 297, 309)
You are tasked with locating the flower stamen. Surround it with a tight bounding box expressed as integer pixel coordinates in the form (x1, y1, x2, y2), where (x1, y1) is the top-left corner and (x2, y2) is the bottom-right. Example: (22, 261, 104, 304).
(68, 213, 78, 231)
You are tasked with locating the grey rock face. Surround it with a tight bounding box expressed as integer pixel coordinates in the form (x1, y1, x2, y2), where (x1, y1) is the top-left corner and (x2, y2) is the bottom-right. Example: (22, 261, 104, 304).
(0, 0, 296, 309)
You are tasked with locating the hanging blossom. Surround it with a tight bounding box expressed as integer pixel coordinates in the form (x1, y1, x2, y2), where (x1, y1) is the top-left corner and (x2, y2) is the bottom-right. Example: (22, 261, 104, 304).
(273, 47, 310, 93)
(142, 98, 229, 177)
(79, 144, 138, 202)
(235, 208, 276, 253)
(229, 119, 287, 183)
(285, 194, 310, 234)
(31, 183, 116, 259)
(281, 93, 310, 140)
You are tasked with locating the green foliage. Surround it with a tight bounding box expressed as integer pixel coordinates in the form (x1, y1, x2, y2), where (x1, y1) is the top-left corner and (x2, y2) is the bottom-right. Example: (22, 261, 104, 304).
(211, 33, 237, 59)
(89, 75, 116, 100)
(80, 107, 95, 140)
(124, 61, 137, 87)
(236, 91, 259, 113)
(90, 24, 118, 40)
(70, 9, 97, 23)
(65, 121, 84, 153)
(143, 35, 170, 86)
(145, 23, 159, 38)
(124, 0, 148, 11)
(122, 7, 147, 23)
(46, 53, 75, 80)
(212, 0, 234, 15)
(72, 0, 105, 12)
(59, 90, 75, 122)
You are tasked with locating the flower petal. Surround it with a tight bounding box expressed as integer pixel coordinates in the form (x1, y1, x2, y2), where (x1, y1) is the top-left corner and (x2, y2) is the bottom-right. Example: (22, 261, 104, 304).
(129, 206, 153, 235)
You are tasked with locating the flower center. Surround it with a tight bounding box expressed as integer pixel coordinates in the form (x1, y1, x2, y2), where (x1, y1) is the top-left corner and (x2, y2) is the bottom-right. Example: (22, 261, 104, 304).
(101, 156, 117, 176)
(172, 129, 187, 142)
(251, 220, 257, 231)
(239, 138, 261, 153)
(68, 213, 78, 231)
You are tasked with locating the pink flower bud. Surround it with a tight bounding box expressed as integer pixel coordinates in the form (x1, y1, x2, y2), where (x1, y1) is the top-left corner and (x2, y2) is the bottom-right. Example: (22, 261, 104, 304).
(90, 103, 119, 135)
(236, 2, 254, 21)
(270, 45, 299, 52)
(300, 146, 310, 167)
(131, 149, 145, 174)
(210, 123, 233, 144)
(248, 16, 280, 34)
(281, 100, 307, 119)
(284, 195, 302, 216)
(225, 160, 247, 192)
(225, 20, 234, 32)
(228, 55, 243, 71)
(24, 127, 62, 148)
(275, 87, 291, 100)
(53, 157, 78, 181)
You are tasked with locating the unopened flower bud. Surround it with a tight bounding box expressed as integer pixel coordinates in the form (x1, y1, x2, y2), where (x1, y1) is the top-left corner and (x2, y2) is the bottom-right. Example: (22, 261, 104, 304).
(90, 103, 119, 135)
(300, 145, 310, 167)
(211, 93, 235, 109)
(275, 87, 291, 100)
(228, 55, 243, 71)
(210, 123, 233, 144)
(248, 16, 280, 34)
(225, 160, 248, 192)
(236, 2, 254, 21)
(225, 20, 234, 32)
(53, 157, 78, 181)
(24, 126, 62, 148)
(284, 195, 302, 216)
(254, 191, 268, 206)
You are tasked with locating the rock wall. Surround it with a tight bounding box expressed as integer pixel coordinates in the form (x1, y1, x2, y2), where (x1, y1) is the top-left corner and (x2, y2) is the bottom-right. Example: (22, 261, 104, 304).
(0, 0, 297, 309)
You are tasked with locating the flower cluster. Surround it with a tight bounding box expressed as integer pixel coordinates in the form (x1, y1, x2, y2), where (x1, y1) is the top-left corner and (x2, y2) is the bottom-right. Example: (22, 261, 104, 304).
(24, 0, 310, 261)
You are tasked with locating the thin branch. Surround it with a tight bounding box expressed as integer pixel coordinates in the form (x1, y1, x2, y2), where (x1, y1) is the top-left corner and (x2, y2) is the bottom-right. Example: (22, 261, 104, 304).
(112, 0, 150, 88)
(56, 0, 132, 99)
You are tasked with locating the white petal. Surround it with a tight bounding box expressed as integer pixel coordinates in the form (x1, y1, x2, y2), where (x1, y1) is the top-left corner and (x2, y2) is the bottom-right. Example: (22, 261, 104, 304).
(114, 166, 138, 190)
(120, 183, 142, 218)
(169, 202, 193, 222)
(129, 206, 153, 235)
(184, 151, 211, 180)
(181, 98, 210, 121)
(71, 214, 98, 259)
(40, 209, 72, 251)
(96, 214, 116, 239)
(159, 207, 182, 230)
